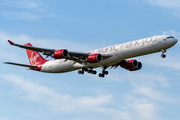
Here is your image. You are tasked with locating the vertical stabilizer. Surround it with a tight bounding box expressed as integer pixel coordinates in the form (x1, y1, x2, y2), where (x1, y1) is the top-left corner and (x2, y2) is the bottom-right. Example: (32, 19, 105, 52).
(24, 43, 48, 66)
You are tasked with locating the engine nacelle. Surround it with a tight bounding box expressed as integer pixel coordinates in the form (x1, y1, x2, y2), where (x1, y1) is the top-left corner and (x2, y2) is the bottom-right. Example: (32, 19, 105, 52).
(86, 53, 102, 63)
(121, 59, 142, 71)
(52, 49, 69, 59)
(129, 62, 142, 71)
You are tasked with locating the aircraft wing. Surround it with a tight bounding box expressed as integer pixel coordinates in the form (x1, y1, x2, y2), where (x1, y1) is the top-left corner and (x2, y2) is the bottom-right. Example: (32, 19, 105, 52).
(7, 40, 113, 64)
(8, 40, 55, 56)
(4, 62, 38, 68)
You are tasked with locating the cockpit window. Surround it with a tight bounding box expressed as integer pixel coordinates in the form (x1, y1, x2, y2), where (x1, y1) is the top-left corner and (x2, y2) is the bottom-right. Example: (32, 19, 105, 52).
(167, 36, 174, 39)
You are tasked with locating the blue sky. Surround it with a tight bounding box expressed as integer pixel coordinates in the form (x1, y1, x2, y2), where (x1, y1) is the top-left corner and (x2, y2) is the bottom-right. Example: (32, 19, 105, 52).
(1, 0, 180, 120)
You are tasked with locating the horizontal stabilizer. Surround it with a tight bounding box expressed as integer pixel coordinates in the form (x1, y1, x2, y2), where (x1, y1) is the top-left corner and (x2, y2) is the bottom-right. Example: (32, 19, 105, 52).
(4, 62, 38, 68)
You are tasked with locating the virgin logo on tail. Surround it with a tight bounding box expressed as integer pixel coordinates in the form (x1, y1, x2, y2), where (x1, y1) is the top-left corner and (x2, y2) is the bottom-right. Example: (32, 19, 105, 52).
(30, 52, 40, 65)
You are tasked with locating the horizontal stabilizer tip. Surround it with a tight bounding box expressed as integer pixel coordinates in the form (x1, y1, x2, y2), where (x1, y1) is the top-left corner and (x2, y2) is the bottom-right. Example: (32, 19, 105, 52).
(8, 40, 15, 45)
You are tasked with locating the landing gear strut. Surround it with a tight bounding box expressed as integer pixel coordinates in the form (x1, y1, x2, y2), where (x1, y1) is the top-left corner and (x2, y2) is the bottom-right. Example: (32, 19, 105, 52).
(99, 66, 109, 78)
(161, 49, 166, 58)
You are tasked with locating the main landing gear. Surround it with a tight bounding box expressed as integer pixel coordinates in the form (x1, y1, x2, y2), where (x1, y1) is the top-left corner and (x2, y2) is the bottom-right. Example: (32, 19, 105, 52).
(161, 49, 166, 58)
(99, 66, 108, 78)
(78, 66, 109, 78)
(78, 67, 97, 75)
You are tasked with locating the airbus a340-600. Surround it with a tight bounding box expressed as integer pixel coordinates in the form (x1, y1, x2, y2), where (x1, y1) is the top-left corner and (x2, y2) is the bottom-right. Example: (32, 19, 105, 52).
(4, 35, 178, 78)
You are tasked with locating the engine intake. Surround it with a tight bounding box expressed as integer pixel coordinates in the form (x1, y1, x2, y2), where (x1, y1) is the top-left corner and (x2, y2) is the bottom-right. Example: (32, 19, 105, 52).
(86, 53, 102, 63)
(52, 49, 69, 59)
(129, 62, 142, 71)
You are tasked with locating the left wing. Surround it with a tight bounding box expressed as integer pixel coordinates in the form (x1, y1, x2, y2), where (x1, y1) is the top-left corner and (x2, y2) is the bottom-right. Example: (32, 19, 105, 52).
(7, 40, 113, 64)
(8, 40, 56, 57)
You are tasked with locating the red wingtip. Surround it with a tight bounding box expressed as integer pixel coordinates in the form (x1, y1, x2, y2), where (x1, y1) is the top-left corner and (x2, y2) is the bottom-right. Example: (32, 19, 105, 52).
(8, 40, 15, 45)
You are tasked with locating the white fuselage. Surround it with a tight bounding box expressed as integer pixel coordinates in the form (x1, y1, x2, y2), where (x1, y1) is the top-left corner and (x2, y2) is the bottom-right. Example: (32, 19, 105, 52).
(40, 35, 178, 73)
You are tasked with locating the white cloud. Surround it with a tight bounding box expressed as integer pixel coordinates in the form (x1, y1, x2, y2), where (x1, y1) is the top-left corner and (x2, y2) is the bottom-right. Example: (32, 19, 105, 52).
(2, 0, 38, 9)
(2, 73, 147, 120)
(104, 70, 169, 87)
(0, 0, 59, 20)
(132, 86, 174, 102)
(127, 98, 159, 120)
(1, 74, 112, 112)
(145, 0, 180, 8)
(2, 73, 166, 120)
(144, 0, 180, 18)
(15, 0, 38, 8)
(128, 72, 169, 87)
(120, 94, 161, 120)
(100, 68, 178, 104)
(1, 11, 38, 21)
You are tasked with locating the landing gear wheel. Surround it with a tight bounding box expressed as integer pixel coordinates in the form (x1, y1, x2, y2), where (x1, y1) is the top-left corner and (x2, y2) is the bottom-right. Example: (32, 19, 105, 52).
(79, 67, 97, 75)
(78, 70, 84, 74)
(78, 70, 81, 74)
(99, 73, 105, 78)
(87, 70, 92, 73)
(101, 74, 105, 78)
(105, 71, 108, 75)
(161, 54, 166, 58)
(102, 70, 108, 75)
(92, 71, 97, 75)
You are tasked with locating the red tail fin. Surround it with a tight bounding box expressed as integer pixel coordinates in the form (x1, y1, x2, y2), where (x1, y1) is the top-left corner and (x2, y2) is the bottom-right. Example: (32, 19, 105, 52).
(24, 43, 48, 66)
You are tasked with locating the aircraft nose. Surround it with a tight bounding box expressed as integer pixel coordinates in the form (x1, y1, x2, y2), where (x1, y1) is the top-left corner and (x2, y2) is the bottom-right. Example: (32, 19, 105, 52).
(173, 38, 178, 44)
(170, 38, 178, 47)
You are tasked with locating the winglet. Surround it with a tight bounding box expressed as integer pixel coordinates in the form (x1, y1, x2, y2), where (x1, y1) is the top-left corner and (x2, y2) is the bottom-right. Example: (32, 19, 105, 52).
(8, 40, 15, 45)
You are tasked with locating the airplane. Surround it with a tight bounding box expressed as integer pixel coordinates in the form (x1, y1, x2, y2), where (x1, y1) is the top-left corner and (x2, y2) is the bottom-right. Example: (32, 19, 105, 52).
(4, 35, 178, 78)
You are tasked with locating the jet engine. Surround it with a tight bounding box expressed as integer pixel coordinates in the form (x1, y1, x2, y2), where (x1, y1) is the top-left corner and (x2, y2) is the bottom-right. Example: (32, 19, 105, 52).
(52, 49, 69, 59)
(86, 53, 102, 63)
(129, 62, 142, 71)
(121, 59, 142, 71)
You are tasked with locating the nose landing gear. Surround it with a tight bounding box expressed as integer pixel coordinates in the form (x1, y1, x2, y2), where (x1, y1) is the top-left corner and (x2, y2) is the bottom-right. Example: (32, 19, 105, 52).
(161, 49, 166, 58)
